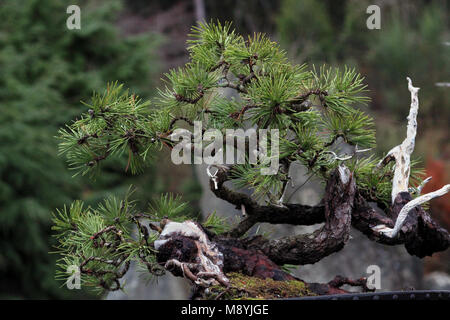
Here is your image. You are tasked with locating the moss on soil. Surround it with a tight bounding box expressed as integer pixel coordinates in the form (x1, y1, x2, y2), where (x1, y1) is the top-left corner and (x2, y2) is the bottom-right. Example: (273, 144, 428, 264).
(205, 272, 316, 300)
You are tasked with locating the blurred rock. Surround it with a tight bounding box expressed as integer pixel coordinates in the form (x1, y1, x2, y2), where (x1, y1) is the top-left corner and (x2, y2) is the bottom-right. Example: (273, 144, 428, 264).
(423, 272, 450, 291)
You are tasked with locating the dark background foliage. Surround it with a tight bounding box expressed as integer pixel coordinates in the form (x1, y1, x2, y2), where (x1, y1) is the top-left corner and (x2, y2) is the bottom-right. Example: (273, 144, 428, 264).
(0, 0, 163, 298)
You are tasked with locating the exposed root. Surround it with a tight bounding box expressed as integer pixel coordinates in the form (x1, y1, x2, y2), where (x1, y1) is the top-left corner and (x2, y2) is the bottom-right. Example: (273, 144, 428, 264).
(328, 275, 374, 292)
(155, 220, 229, 287)
(307, 275, 373, 296)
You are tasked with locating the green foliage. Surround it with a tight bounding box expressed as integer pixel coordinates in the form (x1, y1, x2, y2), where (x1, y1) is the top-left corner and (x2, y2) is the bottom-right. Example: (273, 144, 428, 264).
(203, 211, 232, 235)
(309, 66, 370, 114)
(277, 0, 339, 61)
(58, 19, 378, 204)
(231, 163, 287, 202)
(159, 63, 221, 112)
(246, 65, 309, 128)
(207, 96, 244, 129)
(58, 82, 157, 176)
(0, 0, 161, 298)
(188, 21, 240, 70)
(52, 190, 161, 294)
(347, 156, 392, 206)
(52, 187, 220, 294)
(346, 156, 426, 207)
(148, 193, 190, 222)
(274, 0, 447, 202)
(54, 20, 430, 294)
(276, 0, 450, 137)
(281, 264, 298, 274)
(322, 109, 376, 148)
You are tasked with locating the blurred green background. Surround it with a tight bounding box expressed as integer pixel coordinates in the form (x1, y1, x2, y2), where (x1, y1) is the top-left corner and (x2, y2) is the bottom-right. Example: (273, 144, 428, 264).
(0, 0, 448, 299)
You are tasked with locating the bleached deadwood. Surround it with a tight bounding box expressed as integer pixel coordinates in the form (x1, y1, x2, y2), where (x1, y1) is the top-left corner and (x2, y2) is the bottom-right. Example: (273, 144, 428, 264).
(324, 146, 372, 164)
(377, 77, 419, 204)
(240, 204, 247, 218)
(373, 184, 450, 238)
(323, 150, 353, 162)
(416, 176, 432, 195)
(373, 77, 450, 239)
(155, 220, 229, 286)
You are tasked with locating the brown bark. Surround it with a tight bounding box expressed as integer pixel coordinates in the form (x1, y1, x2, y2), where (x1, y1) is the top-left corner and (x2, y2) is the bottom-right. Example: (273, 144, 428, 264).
(154, 165, 449, 298)
(260, 166, 356, 265)
(155, 220, 368, 297)
(352, 192, 450, 257)
(308, 275, 374, 295)
(210, 167, 325, 238)
(211, 165, 450, 261)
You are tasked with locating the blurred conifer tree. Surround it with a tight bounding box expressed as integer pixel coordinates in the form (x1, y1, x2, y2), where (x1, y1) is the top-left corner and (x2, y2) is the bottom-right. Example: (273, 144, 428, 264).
(276, 0, 449, 132)
(0, 0, 162, 298)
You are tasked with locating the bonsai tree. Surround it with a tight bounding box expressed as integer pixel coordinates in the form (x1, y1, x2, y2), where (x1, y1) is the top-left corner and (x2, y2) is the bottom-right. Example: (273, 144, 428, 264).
(54, 21, 450, 298)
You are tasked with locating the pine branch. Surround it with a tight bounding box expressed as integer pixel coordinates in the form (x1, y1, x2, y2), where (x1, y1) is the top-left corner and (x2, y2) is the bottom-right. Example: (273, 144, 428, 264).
(54, 21, 450, 296)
